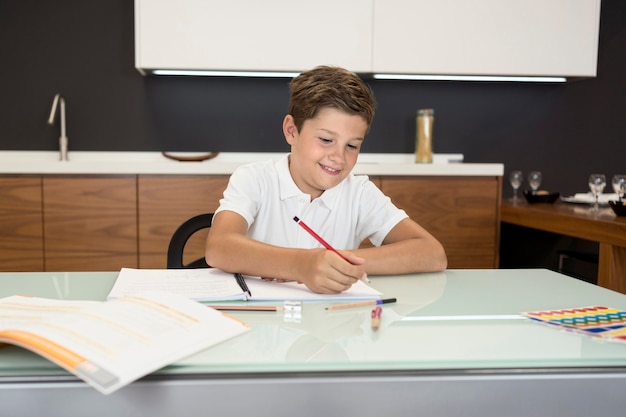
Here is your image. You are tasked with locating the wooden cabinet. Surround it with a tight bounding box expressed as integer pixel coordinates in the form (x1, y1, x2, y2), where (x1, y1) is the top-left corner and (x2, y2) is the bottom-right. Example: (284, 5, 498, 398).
(42, 176, 138, 271)
(1, 173, 500, 271)
(380, 176, 501, 268)
(0, 176, 44, 271)
(138, 175, 229, 268)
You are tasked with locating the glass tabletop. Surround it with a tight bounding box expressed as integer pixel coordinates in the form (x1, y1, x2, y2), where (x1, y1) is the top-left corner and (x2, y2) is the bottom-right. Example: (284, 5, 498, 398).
(2, 269, 626, 378)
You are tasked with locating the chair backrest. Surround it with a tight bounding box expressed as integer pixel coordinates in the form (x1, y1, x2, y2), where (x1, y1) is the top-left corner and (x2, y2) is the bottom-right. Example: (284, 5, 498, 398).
(166, 213, 214, 269)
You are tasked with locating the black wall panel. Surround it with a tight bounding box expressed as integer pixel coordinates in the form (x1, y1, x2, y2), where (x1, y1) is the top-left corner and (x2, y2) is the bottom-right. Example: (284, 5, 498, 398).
(1, 0, 625, 196)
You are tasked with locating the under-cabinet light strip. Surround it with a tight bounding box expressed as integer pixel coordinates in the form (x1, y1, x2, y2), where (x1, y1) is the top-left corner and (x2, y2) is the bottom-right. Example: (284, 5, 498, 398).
(373, 73, 567, 83)
(152, 70, 301, 78)
(151, 69, 567, 83)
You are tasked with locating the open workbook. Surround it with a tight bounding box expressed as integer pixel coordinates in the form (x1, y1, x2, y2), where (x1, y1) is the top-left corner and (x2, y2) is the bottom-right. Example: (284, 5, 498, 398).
(0, 292, 249, 395)
(107, 267, 383, 301)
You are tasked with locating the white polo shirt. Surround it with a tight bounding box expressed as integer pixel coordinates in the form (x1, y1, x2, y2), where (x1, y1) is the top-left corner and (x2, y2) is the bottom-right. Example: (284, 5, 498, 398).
(215, 154, 408, 250)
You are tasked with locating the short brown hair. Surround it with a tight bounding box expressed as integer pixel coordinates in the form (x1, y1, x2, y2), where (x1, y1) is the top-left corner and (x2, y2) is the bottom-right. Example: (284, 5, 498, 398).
(288, 66, 376, 133)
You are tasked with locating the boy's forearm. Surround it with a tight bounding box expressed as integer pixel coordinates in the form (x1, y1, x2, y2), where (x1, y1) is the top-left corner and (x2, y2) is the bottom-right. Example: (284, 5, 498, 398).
(206, 229, 446, 279)
(206, 234, 305, 280)
(354, 238, 447, 275)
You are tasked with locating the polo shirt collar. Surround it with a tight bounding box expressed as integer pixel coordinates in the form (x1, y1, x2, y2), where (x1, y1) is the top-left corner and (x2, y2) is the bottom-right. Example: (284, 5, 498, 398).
(276, 154, 302, 200)
(276, 153, 345, 210)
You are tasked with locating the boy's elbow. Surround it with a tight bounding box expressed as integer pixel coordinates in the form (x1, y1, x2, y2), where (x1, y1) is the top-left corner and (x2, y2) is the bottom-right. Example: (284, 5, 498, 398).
(204, 234, 220, 268)
(428, 242, 448, 272)
(435, 250, 448, 271)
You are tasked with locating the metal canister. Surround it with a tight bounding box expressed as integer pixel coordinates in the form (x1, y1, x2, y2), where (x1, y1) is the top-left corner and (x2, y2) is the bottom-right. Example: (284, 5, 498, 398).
(415, 109, 434, 163)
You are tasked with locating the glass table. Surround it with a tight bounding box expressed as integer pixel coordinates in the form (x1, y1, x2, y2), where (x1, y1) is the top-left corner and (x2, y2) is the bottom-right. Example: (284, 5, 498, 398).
(2, 269, 626, 416)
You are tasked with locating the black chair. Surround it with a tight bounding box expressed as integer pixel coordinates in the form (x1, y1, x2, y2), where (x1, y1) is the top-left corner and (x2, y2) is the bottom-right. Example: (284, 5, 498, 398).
(166, 213, 214, 269)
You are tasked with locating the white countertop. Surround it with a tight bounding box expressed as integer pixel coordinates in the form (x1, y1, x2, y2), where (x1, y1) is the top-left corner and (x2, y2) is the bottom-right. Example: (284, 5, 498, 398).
(0, 151, 503, 176)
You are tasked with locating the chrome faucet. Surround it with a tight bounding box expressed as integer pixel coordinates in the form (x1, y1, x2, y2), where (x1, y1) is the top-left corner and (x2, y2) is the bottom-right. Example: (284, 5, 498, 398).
(47, 93, 68, 161)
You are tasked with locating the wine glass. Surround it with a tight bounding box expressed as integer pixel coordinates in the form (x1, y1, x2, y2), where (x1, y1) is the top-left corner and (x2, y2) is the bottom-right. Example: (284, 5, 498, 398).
(528, 171, 542, 194)
(509, 170, 523, 201)
(612, 174, 626, 202)
(588, 174, 606, 211)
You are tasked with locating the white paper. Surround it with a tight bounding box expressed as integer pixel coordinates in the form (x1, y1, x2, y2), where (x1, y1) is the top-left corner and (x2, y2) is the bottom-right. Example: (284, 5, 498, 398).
(108, 268, 246, 301)
(108, 268, 382, 301)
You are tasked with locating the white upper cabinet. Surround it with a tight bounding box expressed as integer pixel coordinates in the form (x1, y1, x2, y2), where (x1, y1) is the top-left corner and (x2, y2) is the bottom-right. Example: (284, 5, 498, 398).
(372, 0, 600, 77)
(135, 0, 373, 73)
(135, 0, 600, 78)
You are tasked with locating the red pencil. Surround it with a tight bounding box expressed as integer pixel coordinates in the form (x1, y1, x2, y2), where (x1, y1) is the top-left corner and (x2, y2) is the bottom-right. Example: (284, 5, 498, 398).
(371, 306, 382, 331)
(293, 216, 350, 262)
(293, 216, 371, 283)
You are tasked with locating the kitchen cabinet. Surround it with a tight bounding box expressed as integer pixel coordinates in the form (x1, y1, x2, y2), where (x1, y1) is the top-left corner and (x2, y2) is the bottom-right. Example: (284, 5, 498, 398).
(138, 175, 229, 268)
(42, 176, 138, 271)
(0, 176, 44, 271)
(0, 171, 501, 272)
(135, 0, 373, 73)
(136, 174, 501, 269)
(372, 0, 600, 77)
(380, 176, 501, 268)
(135, 0, 599, 78)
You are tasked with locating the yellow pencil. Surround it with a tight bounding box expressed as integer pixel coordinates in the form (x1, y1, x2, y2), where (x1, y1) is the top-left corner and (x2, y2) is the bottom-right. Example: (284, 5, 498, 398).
(326, 298, 396, 311)
(207, 305, 278, 312)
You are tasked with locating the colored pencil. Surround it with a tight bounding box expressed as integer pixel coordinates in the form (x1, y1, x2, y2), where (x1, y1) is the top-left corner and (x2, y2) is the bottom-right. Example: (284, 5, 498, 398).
(208, 305, 278, 311)
(293, 216, 370, 283)
(326, 298, 397, 311)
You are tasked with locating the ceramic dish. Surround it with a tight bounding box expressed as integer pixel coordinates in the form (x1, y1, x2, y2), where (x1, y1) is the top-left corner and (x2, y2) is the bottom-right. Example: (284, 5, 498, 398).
(523, 190, 560, 204)
(609, 200, 626, 216)
(161, 151, 220, 162)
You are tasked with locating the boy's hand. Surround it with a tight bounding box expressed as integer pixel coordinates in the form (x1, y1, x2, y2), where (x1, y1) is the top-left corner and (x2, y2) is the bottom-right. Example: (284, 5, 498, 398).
(298, 249, 367, 294)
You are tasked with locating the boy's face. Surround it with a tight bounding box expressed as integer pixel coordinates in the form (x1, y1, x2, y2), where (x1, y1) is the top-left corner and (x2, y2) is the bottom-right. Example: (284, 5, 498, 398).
(283, 107, 368, 199)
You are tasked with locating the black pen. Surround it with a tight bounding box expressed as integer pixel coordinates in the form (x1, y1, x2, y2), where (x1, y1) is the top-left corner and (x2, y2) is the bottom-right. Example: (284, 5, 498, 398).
(234, 273, 251, 297)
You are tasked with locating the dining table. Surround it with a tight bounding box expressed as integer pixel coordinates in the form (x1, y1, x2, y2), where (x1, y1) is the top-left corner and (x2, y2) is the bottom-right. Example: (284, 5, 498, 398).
(501, 198, 626, 293)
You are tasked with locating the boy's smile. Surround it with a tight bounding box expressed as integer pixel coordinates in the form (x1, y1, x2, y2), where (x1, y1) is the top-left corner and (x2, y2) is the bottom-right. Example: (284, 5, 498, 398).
(283, 107, 368, 200)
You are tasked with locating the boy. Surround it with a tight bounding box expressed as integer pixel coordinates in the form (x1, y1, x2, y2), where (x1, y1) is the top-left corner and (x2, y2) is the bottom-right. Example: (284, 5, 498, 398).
(206, 66, 447, 294)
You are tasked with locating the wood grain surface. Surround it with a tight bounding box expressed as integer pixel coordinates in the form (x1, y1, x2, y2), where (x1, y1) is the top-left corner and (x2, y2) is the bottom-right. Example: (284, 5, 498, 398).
(138, 175, 229, 268)
(0, 176, 44, 271)
(43, 176, 137, 271)
(381, 176, 502, 268)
